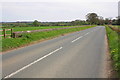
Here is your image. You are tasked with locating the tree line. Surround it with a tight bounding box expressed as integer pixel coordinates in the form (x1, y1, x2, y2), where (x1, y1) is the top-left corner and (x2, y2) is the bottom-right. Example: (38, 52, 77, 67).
(2, 13, 120, 27)
(86, 13, 119, 25)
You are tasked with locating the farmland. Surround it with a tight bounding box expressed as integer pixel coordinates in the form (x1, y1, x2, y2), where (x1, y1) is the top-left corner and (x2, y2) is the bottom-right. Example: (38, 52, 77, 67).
(1, 25, 96, 52)
(1, 26, 87, 38)
(3, 26, 76, 32)
(1, 26, 77, 35)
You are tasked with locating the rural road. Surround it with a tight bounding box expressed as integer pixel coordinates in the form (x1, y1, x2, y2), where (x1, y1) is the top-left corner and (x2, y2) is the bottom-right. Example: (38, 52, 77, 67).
(2, 26, 107, 78)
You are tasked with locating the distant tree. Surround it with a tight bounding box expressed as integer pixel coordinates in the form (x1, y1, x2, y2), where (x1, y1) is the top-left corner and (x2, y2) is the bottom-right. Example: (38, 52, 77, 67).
(117, 16, 120, 25)
(71, 20, 88, 25)
(104, 18, 110, 25)
(118, 19, 120, 25)
(86, 13, 99, 24)
(111, 19, 117, 25)
(33, 20, 40, 26)
(71, 20, 81, 25)
(98, 16, 104, 25)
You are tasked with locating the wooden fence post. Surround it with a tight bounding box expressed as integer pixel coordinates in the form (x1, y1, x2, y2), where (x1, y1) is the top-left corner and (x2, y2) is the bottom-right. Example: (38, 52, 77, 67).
(3, 29, 6, 38)
(11, 29, 13, 37)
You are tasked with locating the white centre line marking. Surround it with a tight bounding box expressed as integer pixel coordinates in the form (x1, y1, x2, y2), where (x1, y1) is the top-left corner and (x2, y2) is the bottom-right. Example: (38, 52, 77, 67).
(84, 32, 89, 35)
(71, 29, 96, 43)
(4, 47, 63, 79)
(71, 36, 83, 43)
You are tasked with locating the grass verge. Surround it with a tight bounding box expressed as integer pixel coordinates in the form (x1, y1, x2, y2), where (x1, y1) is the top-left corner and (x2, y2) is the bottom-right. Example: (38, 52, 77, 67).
(2, 26, 95, 52)
(106, 26, 120, 77)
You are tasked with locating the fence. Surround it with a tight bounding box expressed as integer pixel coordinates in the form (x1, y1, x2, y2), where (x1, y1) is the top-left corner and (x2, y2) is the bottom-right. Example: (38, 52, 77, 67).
(0, 29, 13, 38)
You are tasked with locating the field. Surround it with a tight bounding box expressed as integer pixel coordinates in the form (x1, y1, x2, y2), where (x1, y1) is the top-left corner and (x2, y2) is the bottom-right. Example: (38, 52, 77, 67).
(109, 25, 120, 33)
(3, 26, 77, 32)
(1, 26, 85, 36)
(106, 26, 120, 77)
(1, 25, 95, 52)
(111, 25, 120, 28)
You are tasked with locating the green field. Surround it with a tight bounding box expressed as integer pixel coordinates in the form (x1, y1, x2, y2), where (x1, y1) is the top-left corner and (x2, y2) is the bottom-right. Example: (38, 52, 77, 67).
(1, 26, 82, 35)
(106, 26, 120, 77)
(111, 25, 120, 28)
(112, 25, 120, 28)
(3, 26, 77, 32)
(1, 25, 95, 52)
(1, 26, 82, 38)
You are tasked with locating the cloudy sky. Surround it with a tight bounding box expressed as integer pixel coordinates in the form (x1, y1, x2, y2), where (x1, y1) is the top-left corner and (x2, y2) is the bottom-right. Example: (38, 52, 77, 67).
(1, 0, 119, 22)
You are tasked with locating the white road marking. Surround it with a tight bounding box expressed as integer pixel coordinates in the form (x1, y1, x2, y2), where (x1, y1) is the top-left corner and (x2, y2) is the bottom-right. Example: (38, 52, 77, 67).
(71, 31, 92, 43)
(4, 47, 63, 79)
(71, 36, 83, 43)
(71, 27, 99, 43)
(84, 32, 89, 35)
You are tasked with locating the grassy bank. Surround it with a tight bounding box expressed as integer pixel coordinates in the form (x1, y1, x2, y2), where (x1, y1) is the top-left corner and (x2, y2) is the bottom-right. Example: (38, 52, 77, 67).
(106, 26, 120, 77)
(2, 25, 95, 52)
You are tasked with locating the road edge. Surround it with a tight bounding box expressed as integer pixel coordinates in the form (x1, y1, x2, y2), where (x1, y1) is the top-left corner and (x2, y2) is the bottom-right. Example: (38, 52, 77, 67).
(105, 33, 116, 78)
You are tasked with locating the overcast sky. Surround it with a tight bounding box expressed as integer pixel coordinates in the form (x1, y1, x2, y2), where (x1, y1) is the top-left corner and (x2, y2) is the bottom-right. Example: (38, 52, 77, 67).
(1, 0, 119, 22)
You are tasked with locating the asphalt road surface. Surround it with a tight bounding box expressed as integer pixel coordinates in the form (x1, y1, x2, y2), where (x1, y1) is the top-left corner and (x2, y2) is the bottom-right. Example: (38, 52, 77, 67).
(2, 26, 107, 78)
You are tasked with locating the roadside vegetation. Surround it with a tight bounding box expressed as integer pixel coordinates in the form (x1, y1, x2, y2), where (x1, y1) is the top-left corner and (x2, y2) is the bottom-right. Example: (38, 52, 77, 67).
(106, 26, 120, 77)
(2, 25, 95, 52)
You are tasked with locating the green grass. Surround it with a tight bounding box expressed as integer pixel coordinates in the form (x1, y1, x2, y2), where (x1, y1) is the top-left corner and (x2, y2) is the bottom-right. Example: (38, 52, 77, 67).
(2, 25, 95, 52)
(3, 26, 78, 32)
(1, 26, 86, 38)
(106, 26, 120, 77)
(111, 25, 120, 28)
(1, 26, 82, 36)
(112, 25, 120, 29)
